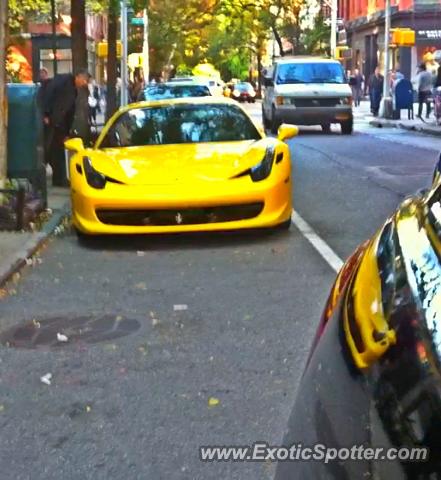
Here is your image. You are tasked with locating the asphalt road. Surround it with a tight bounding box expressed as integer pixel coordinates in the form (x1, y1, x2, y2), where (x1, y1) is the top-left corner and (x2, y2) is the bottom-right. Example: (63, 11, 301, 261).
(1, 103, 440, 480)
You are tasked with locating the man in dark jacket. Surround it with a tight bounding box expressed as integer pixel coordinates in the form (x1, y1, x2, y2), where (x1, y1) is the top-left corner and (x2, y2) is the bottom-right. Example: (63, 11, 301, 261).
(44, 69, 90, 186)
(368, 66, 384, 116)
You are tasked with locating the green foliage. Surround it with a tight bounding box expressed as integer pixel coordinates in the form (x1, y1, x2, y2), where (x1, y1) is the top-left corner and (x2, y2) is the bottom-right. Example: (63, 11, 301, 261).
(300, 13, 331, 56)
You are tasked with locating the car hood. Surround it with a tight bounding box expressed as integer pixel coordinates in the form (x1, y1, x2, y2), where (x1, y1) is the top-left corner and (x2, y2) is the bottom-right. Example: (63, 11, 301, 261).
(88, 139, 273, 185)
(274, 83, 351, 97)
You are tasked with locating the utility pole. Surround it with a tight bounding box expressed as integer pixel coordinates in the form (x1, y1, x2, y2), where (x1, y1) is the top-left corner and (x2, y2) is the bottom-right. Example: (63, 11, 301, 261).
(120, 0, 128, 106)
(381, 0, 392, 117)
(0, 0, 8, 193)
(330, 0, 338, 57)
(142, 8, 149, 83)
(50, 0, 57, 75)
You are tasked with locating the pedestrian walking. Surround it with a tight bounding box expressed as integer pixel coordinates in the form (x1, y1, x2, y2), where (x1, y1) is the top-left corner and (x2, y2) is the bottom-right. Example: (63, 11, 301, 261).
(368, 67, 384, 116)
(129, 68, 145, 103)
(416, 63, 433, 119)
(43, 69, 90, 186)
(433, 65, 441, 125)
(350, 68, 364, 106)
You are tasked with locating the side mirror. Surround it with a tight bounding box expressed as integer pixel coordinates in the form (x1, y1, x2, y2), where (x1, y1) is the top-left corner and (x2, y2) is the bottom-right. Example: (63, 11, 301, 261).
(64, 137, 84, 152)
(263, 77, 274, 88)
(277, 124, 299, 142)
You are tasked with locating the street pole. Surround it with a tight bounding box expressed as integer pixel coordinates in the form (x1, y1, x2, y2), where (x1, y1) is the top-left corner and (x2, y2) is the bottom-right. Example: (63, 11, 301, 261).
(50, 0, 57, 76)
(381, 0, 391, 117)
(330, 0, 337, 57)
(120, 0, 128, 106)
(142, 9, 150, 83)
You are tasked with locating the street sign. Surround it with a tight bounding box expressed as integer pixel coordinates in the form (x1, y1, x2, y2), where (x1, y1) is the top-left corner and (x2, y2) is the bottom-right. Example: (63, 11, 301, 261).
(131, 17, 145, 26)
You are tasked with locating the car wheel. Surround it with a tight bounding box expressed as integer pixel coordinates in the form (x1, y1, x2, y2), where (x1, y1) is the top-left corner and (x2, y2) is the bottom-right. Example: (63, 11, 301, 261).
(270, 107, 280, 135)
(275, 218, 291, 231)
(74, 226, 95, 245)
(321, 123, 331, 134)
(341, 120, 353, 135)
(262, 107, 271, 129)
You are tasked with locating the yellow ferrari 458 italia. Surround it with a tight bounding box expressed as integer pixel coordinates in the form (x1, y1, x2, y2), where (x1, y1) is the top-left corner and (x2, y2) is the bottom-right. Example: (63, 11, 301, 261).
(65, 97, 298, 235)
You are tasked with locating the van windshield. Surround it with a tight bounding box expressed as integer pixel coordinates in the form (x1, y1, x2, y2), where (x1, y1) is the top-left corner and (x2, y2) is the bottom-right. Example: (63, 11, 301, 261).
(276, 62, 346, 85)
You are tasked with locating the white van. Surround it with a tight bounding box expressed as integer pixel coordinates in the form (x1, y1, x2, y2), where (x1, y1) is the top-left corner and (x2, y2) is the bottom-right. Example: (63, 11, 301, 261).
(262, 57, 353, 134)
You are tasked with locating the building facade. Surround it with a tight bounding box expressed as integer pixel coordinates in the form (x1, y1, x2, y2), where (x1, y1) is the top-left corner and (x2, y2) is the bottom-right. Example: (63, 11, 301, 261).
(338, 0, 441, 80)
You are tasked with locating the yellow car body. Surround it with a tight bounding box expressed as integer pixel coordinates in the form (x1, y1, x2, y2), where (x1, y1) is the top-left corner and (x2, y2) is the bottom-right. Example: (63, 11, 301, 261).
(65, 97, 297, 235)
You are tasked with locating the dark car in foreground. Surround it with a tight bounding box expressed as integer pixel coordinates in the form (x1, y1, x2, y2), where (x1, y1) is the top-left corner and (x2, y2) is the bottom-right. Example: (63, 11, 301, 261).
(139, 83, 211, 101)
(276, 154, 441, 479)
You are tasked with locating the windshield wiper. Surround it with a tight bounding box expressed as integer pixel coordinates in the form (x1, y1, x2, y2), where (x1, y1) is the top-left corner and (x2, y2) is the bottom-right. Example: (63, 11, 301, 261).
(277, 79, 302, 85)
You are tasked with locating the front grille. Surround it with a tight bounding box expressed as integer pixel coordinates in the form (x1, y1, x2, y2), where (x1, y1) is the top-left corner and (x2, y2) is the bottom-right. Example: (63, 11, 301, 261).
(96, 203, 264, 226)
(292, 97, 340, 108)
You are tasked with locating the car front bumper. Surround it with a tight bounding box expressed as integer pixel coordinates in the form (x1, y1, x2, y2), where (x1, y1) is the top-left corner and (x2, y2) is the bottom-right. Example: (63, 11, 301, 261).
(274, 106, 353, 126)
(71, 176, 292, 235)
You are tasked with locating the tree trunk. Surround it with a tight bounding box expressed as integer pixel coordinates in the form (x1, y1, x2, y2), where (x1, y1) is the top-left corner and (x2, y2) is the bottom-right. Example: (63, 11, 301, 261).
(0, 0, 8, 194)
(106, 0, 118, 121)
(71, 0, 87, 72)
(257, 52, 262, 99)
(272, 26, 285, 57)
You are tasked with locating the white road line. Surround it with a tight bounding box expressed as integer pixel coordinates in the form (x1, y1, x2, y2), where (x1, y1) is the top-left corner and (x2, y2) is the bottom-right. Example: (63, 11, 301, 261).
(291, 210, 344, 273)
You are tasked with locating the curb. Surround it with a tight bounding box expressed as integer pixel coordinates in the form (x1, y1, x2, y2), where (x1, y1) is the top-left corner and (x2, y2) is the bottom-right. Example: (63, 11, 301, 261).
(369, 119, 441, 138)
(0, 202, 70, 288)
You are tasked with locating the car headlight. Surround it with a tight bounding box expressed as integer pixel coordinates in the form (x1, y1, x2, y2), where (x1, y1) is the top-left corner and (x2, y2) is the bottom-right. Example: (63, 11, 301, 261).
(249, 91, 256, 97)
(83, 157, 106, 189)
(276, 96, 285, 106)
(339, 97, 352, 105)
(250, 147, 275, 182)
(233, 90, 240, 96)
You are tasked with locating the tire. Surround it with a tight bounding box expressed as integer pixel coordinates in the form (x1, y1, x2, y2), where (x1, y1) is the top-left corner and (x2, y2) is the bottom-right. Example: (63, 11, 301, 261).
(321, 123, 331, 134)
(262, 107, 271, 130)
(270, 107, 280, 135)
(275, 218, 291, 231)
(341, 120, 353, 135)
(74, 226, 96, 246)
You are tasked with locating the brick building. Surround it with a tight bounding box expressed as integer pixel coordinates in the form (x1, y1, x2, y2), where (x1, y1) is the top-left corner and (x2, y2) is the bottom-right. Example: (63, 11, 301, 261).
(338, 0, 441, 80)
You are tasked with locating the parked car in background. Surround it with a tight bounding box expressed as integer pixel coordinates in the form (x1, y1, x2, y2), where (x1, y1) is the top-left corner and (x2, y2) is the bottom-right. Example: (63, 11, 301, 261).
(231, 82, 256, 103)
(168, 76, 224, 96)
(262, 57, 353, 134)
(139, 83, 211, 101)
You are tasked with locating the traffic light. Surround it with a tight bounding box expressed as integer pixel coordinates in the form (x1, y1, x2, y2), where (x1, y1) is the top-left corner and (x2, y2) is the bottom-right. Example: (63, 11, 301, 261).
(390, 28, 415, 47)
(96, 41, 122, 58)
(335, 46, 351, 60)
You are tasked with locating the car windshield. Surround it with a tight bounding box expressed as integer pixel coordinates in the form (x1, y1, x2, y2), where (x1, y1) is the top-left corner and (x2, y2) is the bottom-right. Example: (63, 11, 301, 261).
(236, 83, 253, 92)
(276, 62, 346, 85)
(142, 85, 211, 100)
(98, 104, 261, 148)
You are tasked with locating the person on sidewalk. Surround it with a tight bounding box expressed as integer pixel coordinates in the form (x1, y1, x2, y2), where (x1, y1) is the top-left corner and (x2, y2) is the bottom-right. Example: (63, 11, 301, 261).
(416, 63, 433, 120)
(43, 69, 91, 186)
(351, 68, 364, 107)
(368, 67, 384, 116)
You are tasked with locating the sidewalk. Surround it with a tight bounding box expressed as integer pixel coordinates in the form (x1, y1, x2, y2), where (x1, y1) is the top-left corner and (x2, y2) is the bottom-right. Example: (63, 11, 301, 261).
(354, 99, 441, 137)
(0, 185, 70, 288)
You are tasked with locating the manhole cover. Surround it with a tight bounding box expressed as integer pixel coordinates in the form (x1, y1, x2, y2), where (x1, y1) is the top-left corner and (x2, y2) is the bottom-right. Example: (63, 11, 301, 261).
(0, 315, 140, 349)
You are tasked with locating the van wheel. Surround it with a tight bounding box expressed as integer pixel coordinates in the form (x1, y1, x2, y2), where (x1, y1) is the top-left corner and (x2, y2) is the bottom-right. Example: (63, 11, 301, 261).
(270, 107, 280, 134)
(341, 120, 353, 135)
(262, 107, 270, 129)
(321, 123, 331, 134)
(275, 218, 291, 231)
